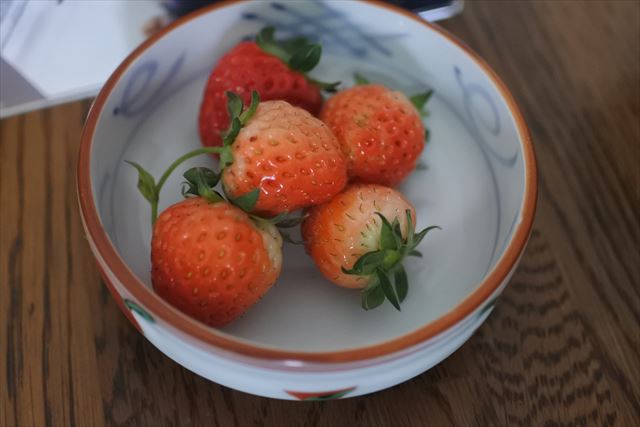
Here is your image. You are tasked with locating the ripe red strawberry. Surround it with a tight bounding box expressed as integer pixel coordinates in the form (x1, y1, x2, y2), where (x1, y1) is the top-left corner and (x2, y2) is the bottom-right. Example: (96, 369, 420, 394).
(199, 27, 338, 148)
(151, 197, 283, 326)
(221, 99, 348, 216)
(127, 150, 284, 326)
(320, 81, 431, 186)
(301, 183, 439, 310)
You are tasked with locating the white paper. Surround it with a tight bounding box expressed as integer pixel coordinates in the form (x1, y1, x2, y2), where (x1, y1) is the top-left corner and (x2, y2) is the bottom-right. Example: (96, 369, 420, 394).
(1, 0, 161, 115)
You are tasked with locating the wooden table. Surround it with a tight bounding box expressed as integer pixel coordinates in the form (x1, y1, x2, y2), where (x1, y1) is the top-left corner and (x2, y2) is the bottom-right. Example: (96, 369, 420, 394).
(1, 1, 638, 426)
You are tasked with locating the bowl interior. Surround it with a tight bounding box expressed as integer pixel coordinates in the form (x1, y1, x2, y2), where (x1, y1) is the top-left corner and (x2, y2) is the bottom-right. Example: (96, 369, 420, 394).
(89, 1, 527, 352)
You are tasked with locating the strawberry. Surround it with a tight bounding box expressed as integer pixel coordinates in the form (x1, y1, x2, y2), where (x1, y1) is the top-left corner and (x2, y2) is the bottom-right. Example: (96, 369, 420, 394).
(221, 98, 348, 216)
(199, 27, 339, 148)
(301, 183, 439, 310)
(320, 77, 432, 186)
(128, 153, 284, 326)
(151, 196, 282, 326)
(128, 119, 292, 326)
(130, 90, 345, 219)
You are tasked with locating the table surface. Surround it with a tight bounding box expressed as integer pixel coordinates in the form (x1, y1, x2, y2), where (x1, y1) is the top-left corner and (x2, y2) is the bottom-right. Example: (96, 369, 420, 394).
(1, 1, 639, 426)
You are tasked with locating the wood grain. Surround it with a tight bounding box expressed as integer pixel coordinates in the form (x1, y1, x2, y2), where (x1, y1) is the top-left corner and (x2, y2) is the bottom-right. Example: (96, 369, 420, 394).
(1, 1, 639, 426)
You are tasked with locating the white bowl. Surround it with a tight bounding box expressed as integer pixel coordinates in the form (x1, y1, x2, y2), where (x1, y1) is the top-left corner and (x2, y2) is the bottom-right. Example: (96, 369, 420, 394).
(78, 0, 536, 400)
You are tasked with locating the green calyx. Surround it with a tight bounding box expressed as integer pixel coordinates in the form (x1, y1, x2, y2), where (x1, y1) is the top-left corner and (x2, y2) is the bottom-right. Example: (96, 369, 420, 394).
(256, 27, 340, 92)
(128, 156, 262, 225)
(226, 187, 260, 212)
(182, 166, 260, 211)
(220, 90, 260, 168)
(126, 90, 261, 224)
(181, 167, 224, 203)
(342, 210, 441, 311)
(409, 89, 434, 116)
(126, 147, 223, 224)
(353, 72, 371, 85)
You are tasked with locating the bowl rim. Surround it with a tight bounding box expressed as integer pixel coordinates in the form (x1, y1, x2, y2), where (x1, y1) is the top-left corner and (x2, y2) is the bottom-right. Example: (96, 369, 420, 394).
(77, 0, 537, 365)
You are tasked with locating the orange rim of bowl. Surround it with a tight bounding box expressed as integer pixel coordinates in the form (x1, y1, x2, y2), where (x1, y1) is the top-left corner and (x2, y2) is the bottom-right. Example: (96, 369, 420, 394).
(77, 0, 537, 365)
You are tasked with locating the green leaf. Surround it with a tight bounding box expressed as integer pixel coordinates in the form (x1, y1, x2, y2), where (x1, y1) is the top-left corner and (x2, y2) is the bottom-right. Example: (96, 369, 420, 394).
(254, 27, 337, 92)
(408, 250, 422, 258)
(219, 146, 234, 169)
(377, 269, 401, 311)
(257, 26, 275, 43)
(256, 27, 322, 73)
(218, 91, 259, 170)
(391, 216, 403, 247)
(361, 273, 380, 293)
(198, 182, 223, 204)
(307, 77, 340, 92)
(354, 72, 370, 85)
(375, 212, 397, 251)
(239, 91, 260, 125)
(405, 209, 415, 248)
(410, 89, 434, 113)
(391, 216, 401, 233)
(222, 117, 242, 147)
(413, 225, 442, 248)
(289, 44, 322, 73)
(125, 161, 156, 203)
(256, 27, 289, 62)
(183, 167, 219, 189)
(227, 188, 260, 213)
(226, 91, 243, 120)
(281, 36, 308, 55)
(182, 167, 219, 197)
(342, 250, 384, 276)
(181, 183, 192, 198)
(361, 285, 385, 310)
(381, 249, 401, 270)
(184, 167, 222, 203)
(394, 265, 409, 302)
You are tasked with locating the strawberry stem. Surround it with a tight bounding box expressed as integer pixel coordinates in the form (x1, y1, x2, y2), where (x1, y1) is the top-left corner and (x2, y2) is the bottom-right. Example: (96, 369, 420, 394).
(152, 146, 224, 222)
(127, 147, 223, 224)
(128, 91, 259, 224)
(156, 148, 221, 195)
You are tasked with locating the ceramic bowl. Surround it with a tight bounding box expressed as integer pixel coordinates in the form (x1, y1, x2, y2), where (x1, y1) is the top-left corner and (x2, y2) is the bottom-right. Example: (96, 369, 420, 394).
(78, 0, 536, 400)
